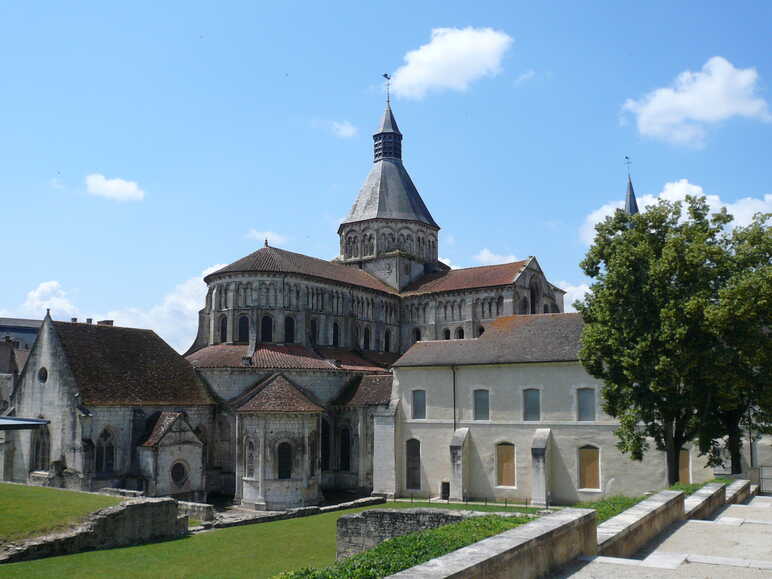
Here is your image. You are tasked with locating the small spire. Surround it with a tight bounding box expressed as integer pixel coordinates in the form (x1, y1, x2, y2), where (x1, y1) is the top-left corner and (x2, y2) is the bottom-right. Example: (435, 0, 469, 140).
(625, 174, 639, 216)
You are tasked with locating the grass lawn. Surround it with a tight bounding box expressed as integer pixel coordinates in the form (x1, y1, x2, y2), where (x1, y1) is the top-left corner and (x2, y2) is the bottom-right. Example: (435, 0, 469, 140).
(387, 499, 541, 515)
(0, 483, 121, 543)
(0, 501, 516, 579)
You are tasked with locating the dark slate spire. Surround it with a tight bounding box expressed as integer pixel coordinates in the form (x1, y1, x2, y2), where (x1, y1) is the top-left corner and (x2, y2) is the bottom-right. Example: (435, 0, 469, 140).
(373, 103, 402, 162)
(625, 175, 639, 215)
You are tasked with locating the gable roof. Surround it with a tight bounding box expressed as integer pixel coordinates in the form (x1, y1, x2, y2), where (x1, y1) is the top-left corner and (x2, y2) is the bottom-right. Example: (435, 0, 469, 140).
(394, 313, 584, 367)
(402, 260, 530, 296)
(333, 374, 393, 407)
(51, 321, 213, 406)
(205, 246, 396, 294)
(234, 373, 324, 413)
(142, 411, 186, 447)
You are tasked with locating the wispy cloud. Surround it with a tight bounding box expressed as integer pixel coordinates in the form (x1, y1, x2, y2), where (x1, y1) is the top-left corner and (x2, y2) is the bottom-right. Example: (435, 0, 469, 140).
(245, 229, 288, 245)
(514, 69, 535, 85)
(473, 248, 518, 265)
(312, 119, 358, 139)
(622, 56, 771, 147)
(391, 27, 513, 99)
(85, 173, 145, 201)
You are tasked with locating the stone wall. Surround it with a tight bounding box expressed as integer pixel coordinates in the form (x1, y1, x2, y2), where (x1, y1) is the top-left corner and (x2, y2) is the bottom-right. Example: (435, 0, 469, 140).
(0, 497, 185, 564)
(726, 479, 752, 504)
(388, 509, 596, 579)
(177, 500, 216, 522)
(684, 482, 726, 520)
(597, 489, 684, 558)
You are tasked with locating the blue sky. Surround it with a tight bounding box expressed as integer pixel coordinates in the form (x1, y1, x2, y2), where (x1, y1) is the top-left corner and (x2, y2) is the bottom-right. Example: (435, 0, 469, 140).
(2, 1, 770, 351)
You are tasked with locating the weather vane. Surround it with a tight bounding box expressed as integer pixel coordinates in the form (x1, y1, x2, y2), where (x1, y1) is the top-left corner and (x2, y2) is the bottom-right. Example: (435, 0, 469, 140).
(383, 73, 391, 104)
(624, 155, 632, 177)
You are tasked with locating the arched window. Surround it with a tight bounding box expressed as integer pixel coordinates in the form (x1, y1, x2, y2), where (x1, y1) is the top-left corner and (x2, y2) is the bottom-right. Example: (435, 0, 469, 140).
(543, 304, 550, 313)
(496, 443, 516, 487)
(277, 442, 292, 479)
(321, 418, 330, 470)
(578, 445, 600, 490)
(31, 426, 50, 471)
(523, 389, 541, 421)
(577, 388, 596, 421)
(245, 438, 255, 478)
(95, 428, 116, 473)
(477, 326, 485, 337)
(195, 426, 208, 469)
(332, 323, 340, 347)
(363, 327, 371, 351)
(454, 327, 464, 339)
(443, 328, 451, 340)
(473, 389, 489, 420)
(284, 316, 295, 343)
(384, 329, 391, 352)
(519, 297, 529, 315)
(309, 431, 318, 476)
(238, 316, 249, 342)
(413, 328, 421, 343)
(309, 319, 318, 344)
(261, 315, 273, 342)
(219, 316, 228, 343)
(339, 428, 351, 472)
(406, 439, 421, 490)
(412, 390, 426, 419)
(530, 284, 539, 314)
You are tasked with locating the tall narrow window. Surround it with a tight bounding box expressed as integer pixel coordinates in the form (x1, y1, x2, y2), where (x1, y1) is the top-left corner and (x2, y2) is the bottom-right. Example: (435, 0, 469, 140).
(245, 438, 255, 478)
(678, 449, 690, 484)
(219, 316, 228, 343)
(277, 442, 292, 479)
(496, 443, 515, 486)
(413, 328, 421, 343)
(321, 419, 330, 470)
(443, 328, 451, 340)
(238, 316, 249, 342)
(309, 432, 317, 476)
(523, 389, 541, 421)
(310, 319, 318, 344)
(412, 390, 426, 419)
(454, 327, 464, 339)
(363, 327, 371, 350)
(284, 316, 295, 343)
(406, 439, 421, 490)
(579, 445, 600, 489)
(473, 389, 489, 420)
(261, 315, 273, 342)
(95, 428, 115, 473)
(31, 426, 50, 471)
(339, 428, 351, 471)
(577, 388, 596, 421)
(332, 323, 340, 347)
(384, 329, 391, 352)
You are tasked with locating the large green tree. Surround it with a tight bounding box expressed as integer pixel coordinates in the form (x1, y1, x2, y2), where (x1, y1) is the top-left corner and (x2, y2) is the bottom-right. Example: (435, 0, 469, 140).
(576, 196, 732, 485)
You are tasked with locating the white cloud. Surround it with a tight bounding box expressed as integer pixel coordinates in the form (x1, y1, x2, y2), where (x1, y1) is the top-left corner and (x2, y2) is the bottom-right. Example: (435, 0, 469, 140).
(0, 280, 80, 319)
(245, 229, 288, 246)
(312, 119, 358, 139)
(85, 173, 145, 201)
(622, 56, 771, 147)
(439, 257, 459, 269)
(581, 178, 772, 245)
(514, 69, 535, 85)
(391, 27, 513, 99)
(473, 248, 518, 265)
(557, 281, 590, 313)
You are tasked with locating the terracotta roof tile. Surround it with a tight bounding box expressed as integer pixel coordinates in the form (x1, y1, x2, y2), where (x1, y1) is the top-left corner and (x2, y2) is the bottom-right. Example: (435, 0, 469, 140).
(235, 373, 324, 413)
(206, 246, 397, 294)
(402, 260, 529, 296)
(315, 347, 391, 372)
(187, 343, 336, 370)
(51, 321, 213, 406)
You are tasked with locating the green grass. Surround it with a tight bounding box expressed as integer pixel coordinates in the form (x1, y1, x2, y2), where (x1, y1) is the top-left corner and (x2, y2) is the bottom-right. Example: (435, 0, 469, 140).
(669, 477, 733, 496)
(0, 483, 121, 543)
(572, 495, 645, 523)
(278, 514, 531, 579)
(0, 501, 512, 578)
(387, 499, 541, 514)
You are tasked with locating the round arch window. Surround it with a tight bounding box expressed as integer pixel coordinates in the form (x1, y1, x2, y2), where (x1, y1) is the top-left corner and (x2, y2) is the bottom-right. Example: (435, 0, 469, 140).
(38, 367, 48, 383)
(171, 461, 188, 486)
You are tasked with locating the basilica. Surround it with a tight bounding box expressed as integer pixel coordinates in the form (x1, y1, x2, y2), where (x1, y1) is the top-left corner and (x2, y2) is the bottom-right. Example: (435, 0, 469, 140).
(1, 102, 568, 509)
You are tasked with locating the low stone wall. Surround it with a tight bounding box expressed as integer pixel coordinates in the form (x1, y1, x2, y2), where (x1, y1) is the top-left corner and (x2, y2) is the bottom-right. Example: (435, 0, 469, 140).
(0, 498, 185, 564)
(597, 490, 684, 558)
(725, 479, 751, 504)
(337, 509, 469, 559)
(177, 500, 215, 522)
(388, 509, 596, 579)
(100, 488, 145, 498)
(684, 483, 726, 520)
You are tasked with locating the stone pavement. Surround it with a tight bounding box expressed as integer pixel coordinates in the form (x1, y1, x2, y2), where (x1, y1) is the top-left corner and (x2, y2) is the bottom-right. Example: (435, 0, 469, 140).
(556, 495, 772, 578)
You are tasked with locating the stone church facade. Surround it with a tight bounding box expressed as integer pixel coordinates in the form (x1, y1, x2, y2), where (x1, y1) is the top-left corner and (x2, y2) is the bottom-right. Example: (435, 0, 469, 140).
(1, 103, 566, 509)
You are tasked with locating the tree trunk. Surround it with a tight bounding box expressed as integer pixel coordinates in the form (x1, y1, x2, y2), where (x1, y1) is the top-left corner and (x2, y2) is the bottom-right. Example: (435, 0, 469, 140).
(722, 411, 744, 475)
(664, 419, 679, 486)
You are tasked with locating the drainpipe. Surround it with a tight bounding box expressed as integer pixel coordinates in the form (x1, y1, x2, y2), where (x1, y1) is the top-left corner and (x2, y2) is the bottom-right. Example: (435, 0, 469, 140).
(452, 365, 457, 432)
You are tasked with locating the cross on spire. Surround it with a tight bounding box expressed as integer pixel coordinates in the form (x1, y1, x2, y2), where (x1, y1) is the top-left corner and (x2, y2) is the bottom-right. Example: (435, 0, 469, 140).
(383, 73, 391, 104)
(625, 155, 632, 177)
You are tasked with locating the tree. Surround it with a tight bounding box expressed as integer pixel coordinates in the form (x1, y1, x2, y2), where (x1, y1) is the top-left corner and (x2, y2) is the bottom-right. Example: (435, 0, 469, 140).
(576, 196, 731, 485)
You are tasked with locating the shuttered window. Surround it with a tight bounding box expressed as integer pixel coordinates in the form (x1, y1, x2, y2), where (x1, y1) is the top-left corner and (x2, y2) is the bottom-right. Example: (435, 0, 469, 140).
(679, 449, 690, 484)
(579, 446, 600, 489)
(496, 443, 515, 486)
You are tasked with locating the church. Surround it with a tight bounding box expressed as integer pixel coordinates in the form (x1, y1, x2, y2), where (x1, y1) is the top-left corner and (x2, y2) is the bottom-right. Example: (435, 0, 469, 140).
(1, 101, 594, 509)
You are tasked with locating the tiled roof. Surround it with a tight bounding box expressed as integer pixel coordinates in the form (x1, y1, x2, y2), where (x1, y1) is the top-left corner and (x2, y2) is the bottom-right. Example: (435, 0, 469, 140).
(206, 246, 397, 294)
(142, 411, 184, 447)
(235, 373, 324, 413)
(0, 342, 17, 374)
(51, 321, 213, 406)
(394, 313, 584, 367)
(333, 374, 393, 407)
(402, 260, 529, 296)
(187, 343, 337, 370)
(315, 347, 392, 372)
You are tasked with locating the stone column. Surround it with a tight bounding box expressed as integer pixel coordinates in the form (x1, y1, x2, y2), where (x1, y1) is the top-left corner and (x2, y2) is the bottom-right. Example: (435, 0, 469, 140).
(530, 428, 552, 507)
(449, 428, 469, 500)
(372, 404, 398, 498)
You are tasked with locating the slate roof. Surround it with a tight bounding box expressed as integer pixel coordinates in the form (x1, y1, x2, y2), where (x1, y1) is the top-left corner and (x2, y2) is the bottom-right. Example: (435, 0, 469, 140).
(402, 260, 530, 296)
(206, 246, 396, 294)
(394, 313, 584, 367)
(377, 103, 401, 134)
(342, 158, 438, 228)
(142, 411, 184, 447)
(625, 175, 640, 215)
(333, 374, 393, 407)
(234, 373, 324, 413)
(51, 321, 213, 406)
